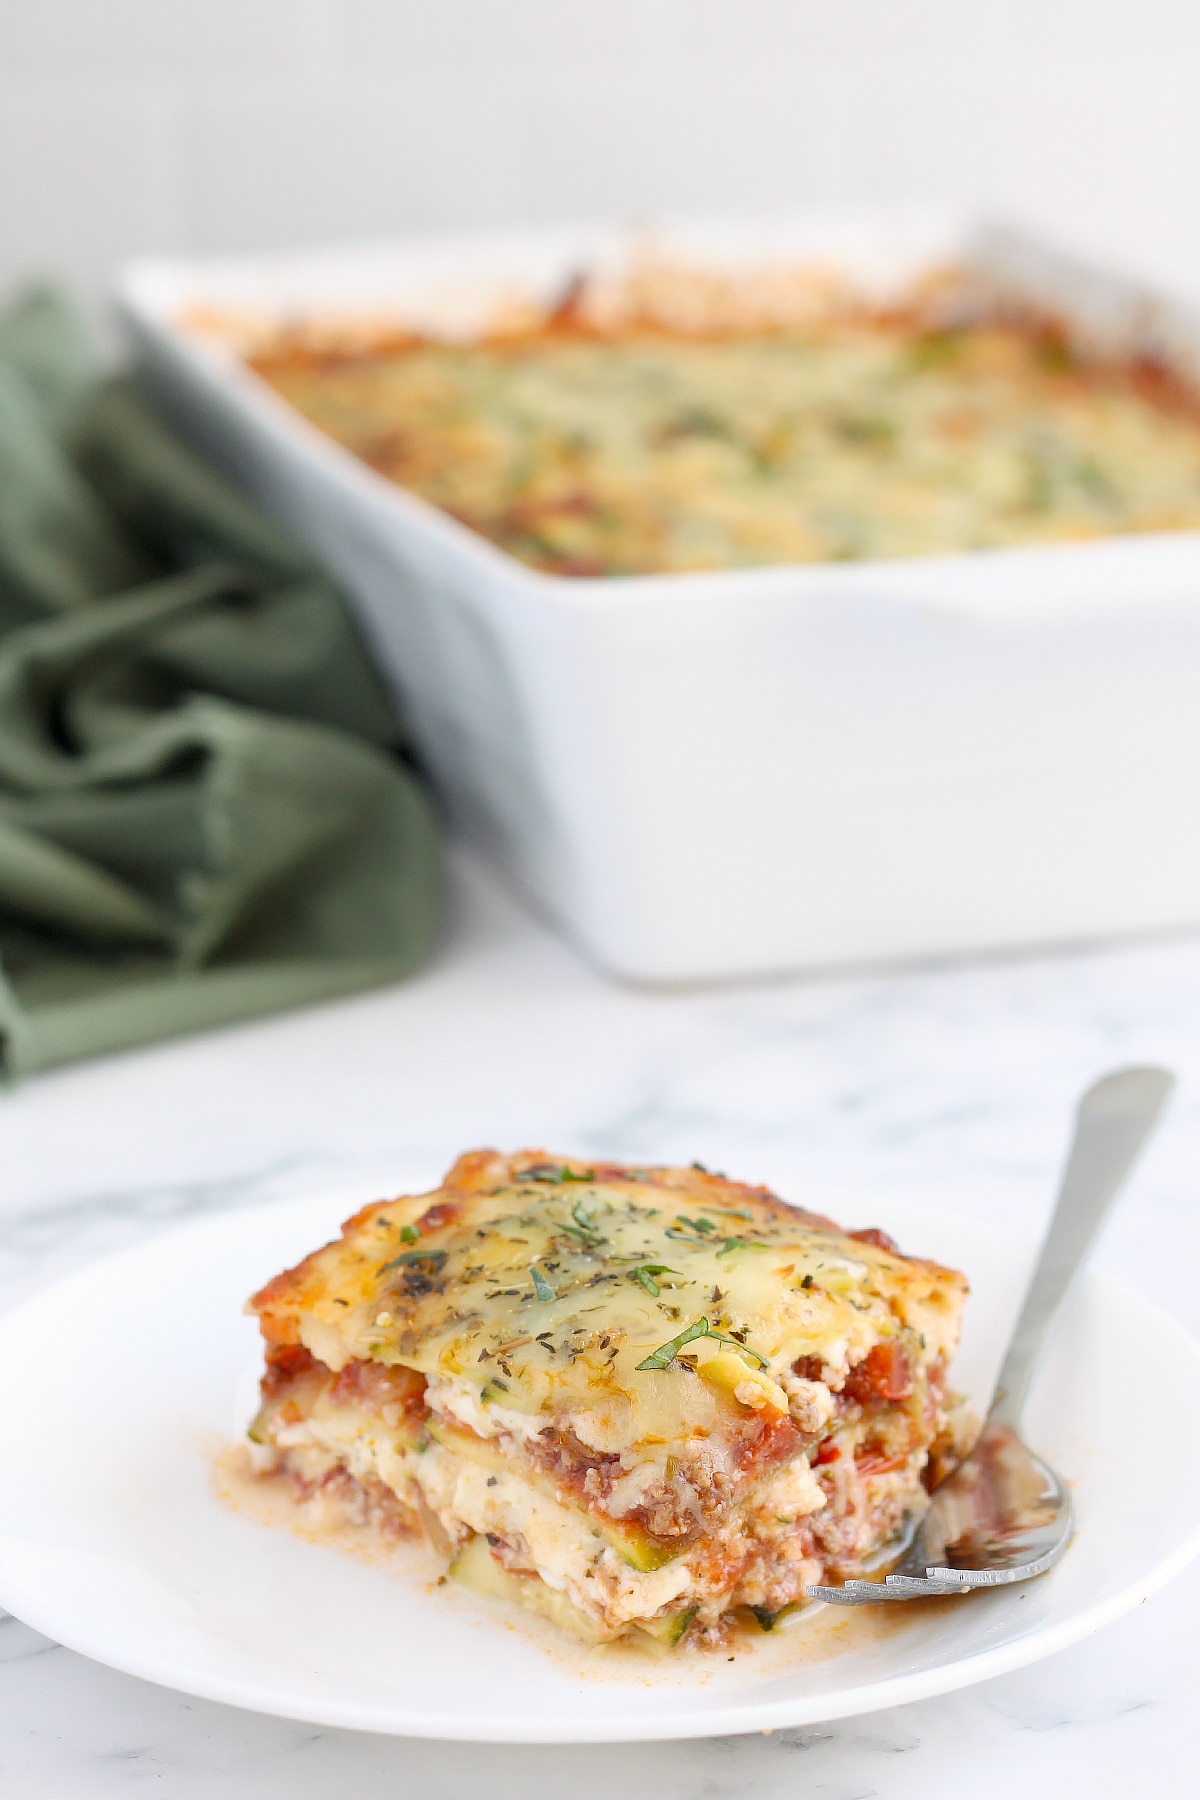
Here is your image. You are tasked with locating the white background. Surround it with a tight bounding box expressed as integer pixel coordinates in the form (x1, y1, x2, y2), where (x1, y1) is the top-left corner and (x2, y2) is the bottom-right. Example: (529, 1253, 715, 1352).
(2, 0, 1200, 306)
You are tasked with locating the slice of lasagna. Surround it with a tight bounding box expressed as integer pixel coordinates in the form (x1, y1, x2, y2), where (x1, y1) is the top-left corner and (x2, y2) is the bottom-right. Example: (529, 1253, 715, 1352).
(247, 1151, 971, 1648)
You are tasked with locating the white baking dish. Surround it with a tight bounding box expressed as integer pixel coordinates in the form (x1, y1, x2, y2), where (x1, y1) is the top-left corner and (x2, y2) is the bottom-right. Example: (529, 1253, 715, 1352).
(116, 210, 1200, 982)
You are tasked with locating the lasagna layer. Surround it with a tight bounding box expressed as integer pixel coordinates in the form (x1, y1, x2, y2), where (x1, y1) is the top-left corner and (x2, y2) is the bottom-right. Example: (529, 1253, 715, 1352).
(247, 1150, 971, 1647)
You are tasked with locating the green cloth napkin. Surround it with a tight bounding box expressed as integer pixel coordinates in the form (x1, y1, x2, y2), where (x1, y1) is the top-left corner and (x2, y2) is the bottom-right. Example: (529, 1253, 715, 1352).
(0, 288, 440, 1079)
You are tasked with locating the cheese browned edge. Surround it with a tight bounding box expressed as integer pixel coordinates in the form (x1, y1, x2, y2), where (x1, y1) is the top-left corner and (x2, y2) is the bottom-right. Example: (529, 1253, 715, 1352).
(246, 1150, 972, 1648)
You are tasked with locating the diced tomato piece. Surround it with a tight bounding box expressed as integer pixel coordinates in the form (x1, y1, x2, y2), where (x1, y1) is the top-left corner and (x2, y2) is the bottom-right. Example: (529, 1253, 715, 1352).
(729, 1411, 804, 1479)
(417, 1201, 461, 1232)
(855, 1445, 908, 1475)
(844, 1341, 914, 1404)
(261, 1343, 322, 1394)
(814, 1439, 841, 1465)
(264, 1342, 319, 1376)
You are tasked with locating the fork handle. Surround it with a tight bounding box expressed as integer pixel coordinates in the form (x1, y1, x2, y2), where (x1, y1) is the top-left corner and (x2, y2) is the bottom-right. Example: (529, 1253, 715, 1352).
(987, 1066, 1174, 1431)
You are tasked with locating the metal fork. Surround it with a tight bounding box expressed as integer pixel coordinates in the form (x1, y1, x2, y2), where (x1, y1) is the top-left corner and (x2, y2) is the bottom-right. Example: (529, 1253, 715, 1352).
(807, 1065, 1175, 1605)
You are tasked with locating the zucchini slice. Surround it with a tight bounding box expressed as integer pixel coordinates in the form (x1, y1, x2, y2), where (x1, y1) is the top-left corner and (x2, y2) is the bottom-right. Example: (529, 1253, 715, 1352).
(448, 1533, 608, 1645)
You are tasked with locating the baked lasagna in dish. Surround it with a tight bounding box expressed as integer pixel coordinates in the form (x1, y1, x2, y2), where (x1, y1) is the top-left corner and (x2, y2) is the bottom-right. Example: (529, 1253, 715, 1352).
(239, 261, 1200, 575)
(247, 1151, 971, 1648)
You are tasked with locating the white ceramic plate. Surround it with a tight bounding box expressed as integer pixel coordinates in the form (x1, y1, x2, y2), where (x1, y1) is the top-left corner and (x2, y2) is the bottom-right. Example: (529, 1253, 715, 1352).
(0, 1172, 1197, 1743)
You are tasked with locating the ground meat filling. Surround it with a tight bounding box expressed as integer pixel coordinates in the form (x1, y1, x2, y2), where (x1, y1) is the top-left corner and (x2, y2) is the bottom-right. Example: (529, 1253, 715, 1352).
(526, 1405, 806, 1546)
(279, 1459, 419, 1538)
(251, 1327, 958, 1641)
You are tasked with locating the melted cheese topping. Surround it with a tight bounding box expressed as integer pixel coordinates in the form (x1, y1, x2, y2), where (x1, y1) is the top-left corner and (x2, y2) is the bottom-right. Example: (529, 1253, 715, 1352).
(250, 1150, 966, 1455)
(248, 280, 1200, 575)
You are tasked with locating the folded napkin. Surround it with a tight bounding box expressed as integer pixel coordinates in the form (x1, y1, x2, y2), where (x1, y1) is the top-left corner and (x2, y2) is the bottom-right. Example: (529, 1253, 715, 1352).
(0, 288, 440, 1078)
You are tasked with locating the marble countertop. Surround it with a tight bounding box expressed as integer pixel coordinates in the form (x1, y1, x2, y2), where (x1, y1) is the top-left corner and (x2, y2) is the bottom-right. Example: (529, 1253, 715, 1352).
(1, 848, 1197, 1798)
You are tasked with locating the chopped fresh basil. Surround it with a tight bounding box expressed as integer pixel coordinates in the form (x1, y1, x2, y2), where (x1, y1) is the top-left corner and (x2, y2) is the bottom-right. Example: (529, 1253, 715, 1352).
(636, 1317, 713, 1370)
(637, 1315, 770, 1371)
(399, 1224, 419, 1243)
(378, 1248, 447, 1273)
(571, 1198, 597, 1234)
(704, 1327, 770, 1369)
(716, 1236, 769, 1256)
(630, 1263, 680, 1298)
(530, 1265, 555, 1302)
(557, 1221, 599, 1246)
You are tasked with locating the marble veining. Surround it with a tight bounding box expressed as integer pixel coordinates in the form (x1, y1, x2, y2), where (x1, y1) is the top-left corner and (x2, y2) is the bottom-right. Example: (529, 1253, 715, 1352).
(0, 848, 1196, 1797)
